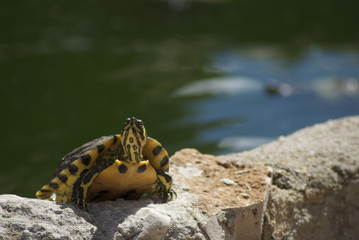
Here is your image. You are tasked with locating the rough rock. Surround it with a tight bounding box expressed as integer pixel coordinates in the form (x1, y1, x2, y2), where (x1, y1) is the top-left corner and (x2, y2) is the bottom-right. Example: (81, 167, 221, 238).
(169, 148, 272, 240)
(116, 207, 170, 240)
(0, 155, 270, 240)
(1, 115, 358, 240)
(221, 115, 359, 239)
(0, 195, 95, 239)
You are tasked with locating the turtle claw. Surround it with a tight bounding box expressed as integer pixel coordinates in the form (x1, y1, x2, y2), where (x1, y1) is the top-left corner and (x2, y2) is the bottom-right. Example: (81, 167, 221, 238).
(168, 189, 177, 201)
(76, 198, 88, 211)
(155, 186, 176, 203)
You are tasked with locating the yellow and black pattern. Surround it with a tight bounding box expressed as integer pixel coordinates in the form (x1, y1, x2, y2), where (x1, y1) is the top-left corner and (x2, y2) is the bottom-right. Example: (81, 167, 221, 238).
(36, 135, 122, 206)
(35, 117, 175, 210)
(120, 118, 147, 163)
(87, 160, 157, 202)
(143, 137, 175, 201)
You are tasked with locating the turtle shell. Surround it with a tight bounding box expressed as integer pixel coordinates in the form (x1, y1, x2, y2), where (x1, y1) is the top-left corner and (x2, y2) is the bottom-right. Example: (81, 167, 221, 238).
(36, 134, 125, 203)
(36, 117, 174, 210)
(87, 159, 157, 202)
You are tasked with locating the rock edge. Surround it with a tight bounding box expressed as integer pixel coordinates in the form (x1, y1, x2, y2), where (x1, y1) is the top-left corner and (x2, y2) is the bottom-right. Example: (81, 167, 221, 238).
(1, 115, 359, 240)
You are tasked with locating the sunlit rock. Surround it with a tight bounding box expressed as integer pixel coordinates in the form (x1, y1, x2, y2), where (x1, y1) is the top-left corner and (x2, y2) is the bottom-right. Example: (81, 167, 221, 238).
(1, 116, 359, 239)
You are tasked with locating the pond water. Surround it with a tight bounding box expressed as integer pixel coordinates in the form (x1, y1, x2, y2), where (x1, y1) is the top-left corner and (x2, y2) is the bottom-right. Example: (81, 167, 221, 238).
(1, 1, 359, 198)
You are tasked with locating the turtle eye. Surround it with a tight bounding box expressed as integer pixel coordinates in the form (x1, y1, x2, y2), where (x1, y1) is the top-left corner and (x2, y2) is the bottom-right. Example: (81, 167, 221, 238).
(136, 120, 144, 128)
(124, 118, 131, 125)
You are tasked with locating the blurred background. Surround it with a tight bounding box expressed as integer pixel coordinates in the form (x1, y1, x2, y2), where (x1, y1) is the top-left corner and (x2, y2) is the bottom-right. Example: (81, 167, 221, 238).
(1, 0, 359, 197)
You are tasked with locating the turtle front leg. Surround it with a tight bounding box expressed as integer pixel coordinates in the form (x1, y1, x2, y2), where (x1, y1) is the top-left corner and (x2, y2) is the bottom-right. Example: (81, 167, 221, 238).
(155, 170, 176, 202)
(143, 137, 175, 202)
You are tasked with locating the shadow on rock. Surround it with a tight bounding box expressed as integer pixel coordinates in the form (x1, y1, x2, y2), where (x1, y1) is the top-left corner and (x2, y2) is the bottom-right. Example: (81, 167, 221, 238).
(86, 198, 155, 239)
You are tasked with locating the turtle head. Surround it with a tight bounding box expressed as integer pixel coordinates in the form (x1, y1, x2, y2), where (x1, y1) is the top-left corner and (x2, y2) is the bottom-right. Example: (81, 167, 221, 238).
(121, 117, 147, 163)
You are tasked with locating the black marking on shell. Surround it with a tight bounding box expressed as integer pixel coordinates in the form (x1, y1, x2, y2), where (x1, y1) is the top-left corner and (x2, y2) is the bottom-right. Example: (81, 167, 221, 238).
(40, 189, 51, 193)
(113, 135, 118, 144)
(54, 136, 112, 176)
(132, 145, 138, 151)
(97, 144, 105, 153)
(68, 164, 78, 175)
(137, 164, 147, 173)
(118, 164, 128, 173)
(58, 174, 68, 183)
(129, 137, 134, 143)
(82, 171, 96, 184)
(81, 154, 91, 166)
(160, 156, 169, 168)
(152, 146, 162, 156)
(49, 182, 59, 189)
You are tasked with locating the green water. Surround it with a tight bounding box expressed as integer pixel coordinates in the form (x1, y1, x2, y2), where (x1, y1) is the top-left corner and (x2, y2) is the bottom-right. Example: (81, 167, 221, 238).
(1, 1, 359, 198)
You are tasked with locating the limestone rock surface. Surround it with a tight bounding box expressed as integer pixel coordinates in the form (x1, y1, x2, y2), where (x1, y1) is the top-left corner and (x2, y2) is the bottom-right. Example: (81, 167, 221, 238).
(1, 115, 358, 240)
(221, 115, 359, 239)
(0, 194, 94, 239)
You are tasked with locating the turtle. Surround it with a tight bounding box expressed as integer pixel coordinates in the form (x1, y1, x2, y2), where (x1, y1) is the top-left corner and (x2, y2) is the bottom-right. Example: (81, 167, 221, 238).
(36, 117, 175, 210)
